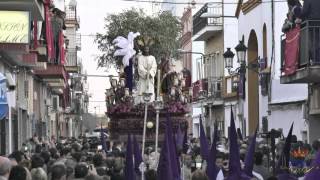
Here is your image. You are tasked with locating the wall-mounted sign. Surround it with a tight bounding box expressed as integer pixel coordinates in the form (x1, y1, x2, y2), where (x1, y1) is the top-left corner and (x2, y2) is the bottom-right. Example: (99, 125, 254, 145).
(0, 11, 30, 44)
(0, 73, 8, 120)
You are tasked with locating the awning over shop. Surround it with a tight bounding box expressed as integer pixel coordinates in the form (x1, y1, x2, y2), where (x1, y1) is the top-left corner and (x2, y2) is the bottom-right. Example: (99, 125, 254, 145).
(0, 73, 8, 120)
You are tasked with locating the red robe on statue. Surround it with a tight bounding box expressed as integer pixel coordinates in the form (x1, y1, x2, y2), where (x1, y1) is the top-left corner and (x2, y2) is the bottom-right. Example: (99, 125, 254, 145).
(44, 0, 55, 62)
(284, 26, 300, 75)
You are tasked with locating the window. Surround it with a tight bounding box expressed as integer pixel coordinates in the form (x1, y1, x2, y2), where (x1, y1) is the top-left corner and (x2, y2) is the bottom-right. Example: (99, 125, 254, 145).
(223, 75, 239, 98)
(24, 80, 29, 99)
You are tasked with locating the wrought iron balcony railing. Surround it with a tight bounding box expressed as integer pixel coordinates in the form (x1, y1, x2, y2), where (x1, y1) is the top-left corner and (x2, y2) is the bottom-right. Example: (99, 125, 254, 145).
(193, 3, 222, 36)
(281, 20, 320, 84)
(66, 49, 77, 67)
(65, 6, 80, 27)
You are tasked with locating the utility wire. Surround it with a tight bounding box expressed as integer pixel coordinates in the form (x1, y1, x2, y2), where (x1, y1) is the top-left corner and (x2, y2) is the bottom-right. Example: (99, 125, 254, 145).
(120, 0, 288, 5)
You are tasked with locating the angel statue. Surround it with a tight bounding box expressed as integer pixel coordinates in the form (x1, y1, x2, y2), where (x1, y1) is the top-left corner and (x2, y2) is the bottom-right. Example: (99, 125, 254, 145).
(113, 32, 140, 92)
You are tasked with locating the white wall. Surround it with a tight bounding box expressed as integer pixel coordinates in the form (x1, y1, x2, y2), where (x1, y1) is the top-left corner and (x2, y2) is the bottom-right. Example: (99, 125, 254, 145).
(53, 0, 65, 11)
(224, 101, 243, 137)
(237, 1, 308, 136)
(269, 104, 307, 141)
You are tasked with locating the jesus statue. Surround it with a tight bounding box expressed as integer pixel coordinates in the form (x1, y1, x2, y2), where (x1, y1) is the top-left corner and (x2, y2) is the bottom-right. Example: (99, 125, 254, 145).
(136, 46, 157, 104)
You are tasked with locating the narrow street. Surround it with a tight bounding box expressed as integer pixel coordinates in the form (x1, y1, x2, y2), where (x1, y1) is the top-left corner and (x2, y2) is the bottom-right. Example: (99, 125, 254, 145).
(0, 0, 319, 179)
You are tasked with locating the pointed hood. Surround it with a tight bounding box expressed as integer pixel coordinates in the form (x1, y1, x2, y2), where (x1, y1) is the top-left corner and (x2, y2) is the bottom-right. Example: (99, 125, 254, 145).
(226, 107, 241, 180)
(199, 115, 209, 161)
(133, 135, 143, 175)
(166, 113, 181, 179)
(125, 134, 135, 180)
(157, 129, 174, 180)
(305, 150, 320, 180)
(206, 123, 220, 180)
(237, 128, 243, 141)
(276, 123, 294, 174)
(243, 127, 258, 177)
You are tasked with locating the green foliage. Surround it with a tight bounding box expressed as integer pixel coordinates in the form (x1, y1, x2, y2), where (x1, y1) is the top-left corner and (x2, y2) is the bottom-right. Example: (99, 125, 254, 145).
(95, 8, 182, 68)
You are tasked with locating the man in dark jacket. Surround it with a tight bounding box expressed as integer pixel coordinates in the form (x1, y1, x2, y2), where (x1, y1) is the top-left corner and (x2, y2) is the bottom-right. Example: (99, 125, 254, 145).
(301, 0, 320, 64)
(302, 0, 320, 20)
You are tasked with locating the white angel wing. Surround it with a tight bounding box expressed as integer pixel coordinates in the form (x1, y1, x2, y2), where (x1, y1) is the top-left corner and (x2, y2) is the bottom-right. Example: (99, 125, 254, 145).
(133, 32, 140, 38)
(114, 48, 128, 57)
(112, 32, 140, 67)
(112, 36, 129, 49)
(122, 49, 136, 67)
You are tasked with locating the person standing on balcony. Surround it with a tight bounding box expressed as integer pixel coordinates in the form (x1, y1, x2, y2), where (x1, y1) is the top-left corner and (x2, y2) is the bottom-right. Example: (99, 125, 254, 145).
(301, 0, 320, 20)
(51, 8, 66, 64)
(301, 0, 320, 64)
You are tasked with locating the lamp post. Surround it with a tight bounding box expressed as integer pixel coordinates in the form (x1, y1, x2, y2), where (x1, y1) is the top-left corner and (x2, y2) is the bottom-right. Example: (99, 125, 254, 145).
(223, 40, 261, 76)
(154, 97, 163, 156)
(142, 92, 152, 157)
(140, 92, 152, 180)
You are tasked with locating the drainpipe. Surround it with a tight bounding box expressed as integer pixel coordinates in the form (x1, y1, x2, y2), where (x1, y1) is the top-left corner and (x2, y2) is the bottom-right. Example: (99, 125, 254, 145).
(269, 0, 275, 103)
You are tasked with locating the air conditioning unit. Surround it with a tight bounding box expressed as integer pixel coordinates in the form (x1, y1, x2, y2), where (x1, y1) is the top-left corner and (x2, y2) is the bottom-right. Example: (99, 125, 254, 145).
(5, 72, 15, 91)
(45, 98, 51, 106)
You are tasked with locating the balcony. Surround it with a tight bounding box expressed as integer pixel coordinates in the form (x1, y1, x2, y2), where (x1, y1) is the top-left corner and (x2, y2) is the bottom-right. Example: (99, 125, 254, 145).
(65, 6, 80, 29)
(34, 64, 68, 94)
(65, 49, 79, 73)
(192, 78, 208, 101)
(192, 77, 224, 107)
(192, 3, 223, 41)
(0, 0, 44, 20)
(76, 33, 81, 50)
(281, 21, 320, 84)
(208, 77, 223, 99)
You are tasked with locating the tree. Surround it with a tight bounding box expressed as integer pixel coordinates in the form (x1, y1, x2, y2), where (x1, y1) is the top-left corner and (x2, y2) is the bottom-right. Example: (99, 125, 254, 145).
(95, 8, 182, 68)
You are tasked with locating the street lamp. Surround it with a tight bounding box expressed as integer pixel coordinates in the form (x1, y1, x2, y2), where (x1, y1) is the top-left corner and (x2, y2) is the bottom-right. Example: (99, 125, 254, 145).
(223, 48, 235, 70)
(235, 40, 247, 64)
(223, 40, 260, 75)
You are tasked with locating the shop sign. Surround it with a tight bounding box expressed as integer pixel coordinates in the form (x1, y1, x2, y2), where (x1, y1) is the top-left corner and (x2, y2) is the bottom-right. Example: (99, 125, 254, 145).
(0, 11, 30, 44)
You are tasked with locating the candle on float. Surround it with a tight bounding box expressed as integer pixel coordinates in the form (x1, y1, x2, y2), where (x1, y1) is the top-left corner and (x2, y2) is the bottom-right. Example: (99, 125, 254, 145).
(181, 78, 186, 87)
(125, 88, 129, 96)
(157, 69, 161, 98)
(171, 87, 176, 96)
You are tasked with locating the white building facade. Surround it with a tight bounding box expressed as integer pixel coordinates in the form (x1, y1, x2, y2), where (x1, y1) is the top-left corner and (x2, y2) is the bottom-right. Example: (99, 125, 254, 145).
(235, 0, 308, 140)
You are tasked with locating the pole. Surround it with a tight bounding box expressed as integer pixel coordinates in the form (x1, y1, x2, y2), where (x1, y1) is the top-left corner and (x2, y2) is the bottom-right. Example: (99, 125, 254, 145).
(209, 103, 212, 140)
(155, 69, 161, 154)
(8, 105, 12, 154)
(155, 109, 159, 153)
(141, 102, 148, 180)
(142, 103, 148, 157)
(201, 99, 205, 134)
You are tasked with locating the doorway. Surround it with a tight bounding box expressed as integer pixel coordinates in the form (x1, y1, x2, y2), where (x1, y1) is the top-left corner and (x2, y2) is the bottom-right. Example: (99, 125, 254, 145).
(247, 30, 259, 134)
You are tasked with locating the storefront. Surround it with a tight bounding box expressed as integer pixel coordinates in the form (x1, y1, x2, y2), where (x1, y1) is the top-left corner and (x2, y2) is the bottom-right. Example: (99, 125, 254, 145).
(0, 73, 9, 155)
